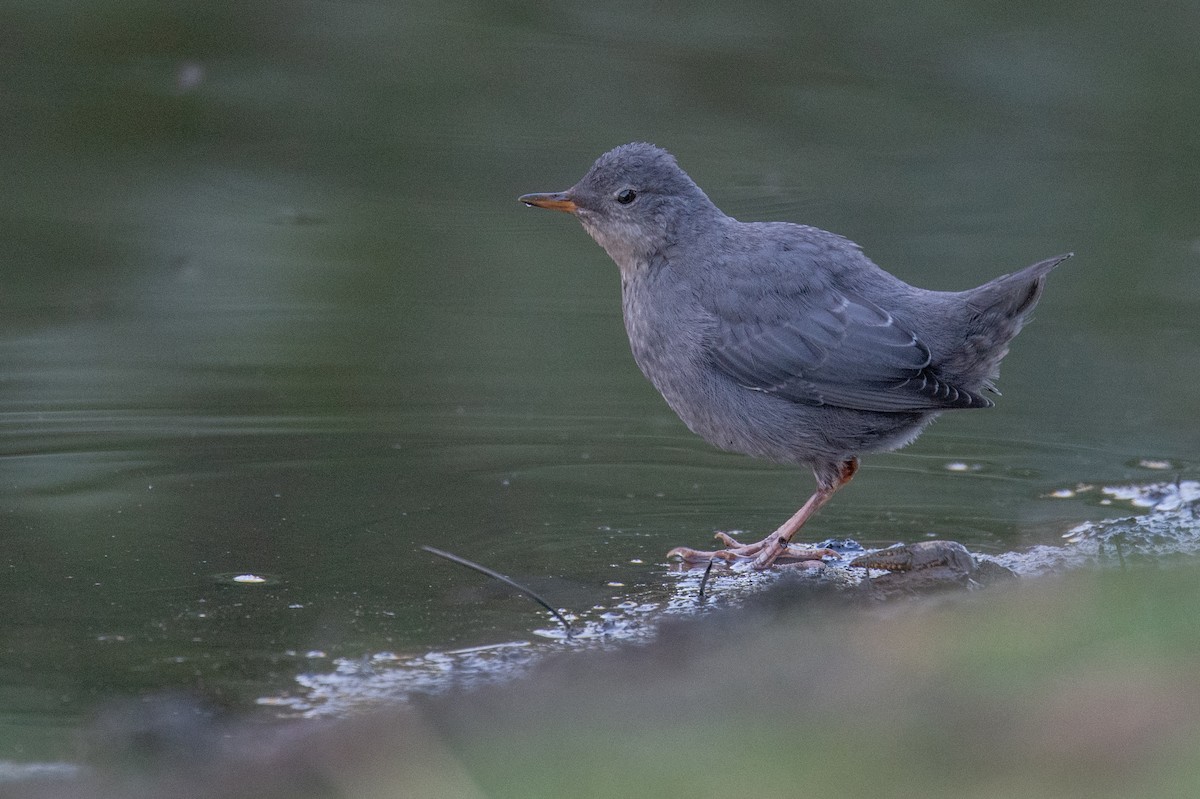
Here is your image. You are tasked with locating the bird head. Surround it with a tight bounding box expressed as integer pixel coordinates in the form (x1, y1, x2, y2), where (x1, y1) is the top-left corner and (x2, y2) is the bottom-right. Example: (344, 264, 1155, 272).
(520, 142, 719, 268)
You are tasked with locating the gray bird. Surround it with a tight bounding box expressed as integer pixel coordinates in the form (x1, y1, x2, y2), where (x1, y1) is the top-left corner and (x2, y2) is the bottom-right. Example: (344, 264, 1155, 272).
(520, 142, 1071, 569)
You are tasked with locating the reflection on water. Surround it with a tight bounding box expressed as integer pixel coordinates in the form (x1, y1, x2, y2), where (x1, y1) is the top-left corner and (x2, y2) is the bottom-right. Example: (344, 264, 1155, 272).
(2, 0, 1199, 767)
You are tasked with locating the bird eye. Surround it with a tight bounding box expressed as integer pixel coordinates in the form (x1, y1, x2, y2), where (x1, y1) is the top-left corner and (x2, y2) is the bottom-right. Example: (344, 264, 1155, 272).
(616, 189, 637, 205)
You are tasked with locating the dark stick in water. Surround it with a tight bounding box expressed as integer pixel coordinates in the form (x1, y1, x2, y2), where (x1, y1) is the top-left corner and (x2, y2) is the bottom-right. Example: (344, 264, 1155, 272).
(422, 545, 574, 637)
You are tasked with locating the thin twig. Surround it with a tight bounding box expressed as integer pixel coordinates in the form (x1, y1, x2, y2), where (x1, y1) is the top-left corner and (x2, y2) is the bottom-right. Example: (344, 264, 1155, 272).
(421, 546, 573, 636)
(697, 557, 716, 603)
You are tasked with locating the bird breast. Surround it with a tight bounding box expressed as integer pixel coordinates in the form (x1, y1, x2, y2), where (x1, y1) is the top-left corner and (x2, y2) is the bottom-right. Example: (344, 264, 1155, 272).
(620, 261, 707, 390)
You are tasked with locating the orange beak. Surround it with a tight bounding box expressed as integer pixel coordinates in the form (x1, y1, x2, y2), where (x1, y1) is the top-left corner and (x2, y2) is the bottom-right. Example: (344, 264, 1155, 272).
(519, 191, 577, 213)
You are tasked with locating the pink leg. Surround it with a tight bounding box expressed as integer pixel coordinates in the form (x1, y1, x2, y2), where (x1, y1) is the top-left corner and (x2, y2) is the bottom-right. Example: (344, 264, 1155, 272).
(667, 458, 859, 570)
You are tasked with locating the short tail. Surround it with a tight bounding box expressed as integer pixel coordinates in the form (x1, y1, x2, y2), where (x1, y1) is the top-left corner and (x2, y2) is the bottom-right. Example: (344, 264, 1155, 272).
(969, 252, 1073, 320)
(952, 252, 1073, 395)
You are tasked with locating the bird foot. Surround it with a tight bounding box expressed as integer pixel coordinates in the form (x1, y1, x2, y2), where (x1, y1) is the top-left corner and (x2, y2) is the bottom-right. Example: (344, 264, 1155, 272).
(667, 531, 838, 570)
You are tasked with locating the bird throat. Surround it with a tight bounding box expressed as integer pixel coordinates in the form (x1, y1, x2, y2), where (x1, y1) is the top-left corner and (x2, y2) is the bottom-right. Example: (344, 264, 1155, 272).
(580, 217, 658, 273)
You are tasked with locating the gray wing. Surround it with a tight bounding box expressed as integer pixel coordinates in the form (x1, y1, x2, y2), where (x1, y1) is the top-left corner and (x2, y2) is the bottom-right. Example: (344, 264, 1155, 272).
(709, 290, 992, 412)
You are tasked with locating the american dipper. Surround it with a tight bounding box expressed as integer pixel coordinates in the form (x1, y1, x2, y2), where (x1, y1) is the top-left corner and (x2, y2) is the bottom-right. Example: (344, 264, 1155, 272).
(520, 142, 1071, 569)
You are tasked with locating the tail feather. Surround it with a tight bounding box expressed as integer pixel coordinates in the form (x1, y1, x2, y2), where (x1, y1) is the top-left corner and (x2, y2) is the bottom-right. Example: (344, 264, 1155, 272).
(946, 252, 1073, 394)
(969, 252, 1073, 319)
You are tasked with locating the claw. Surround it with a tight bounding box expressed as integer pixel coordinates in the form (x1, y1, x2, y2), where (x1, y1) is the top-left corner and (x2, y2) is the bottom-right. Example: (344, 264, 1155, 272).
(666, 545, 714, 563)
(779, 545, 839, 561)
(668, 538, 838, 569)
(713, 531, 747, 548)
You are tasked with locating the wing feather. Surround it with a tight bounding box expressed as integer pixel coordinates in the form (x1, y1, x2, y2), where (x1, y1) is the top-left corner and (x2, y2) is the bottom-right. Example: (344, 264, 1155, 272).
(709, 289, 991, 412)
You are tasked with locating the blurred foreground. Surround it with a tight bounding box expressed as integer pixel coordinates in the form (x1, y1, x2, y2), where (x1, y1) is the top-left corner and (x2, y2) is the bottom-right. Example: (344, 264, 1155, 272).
(11, 560, 1200, 798)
